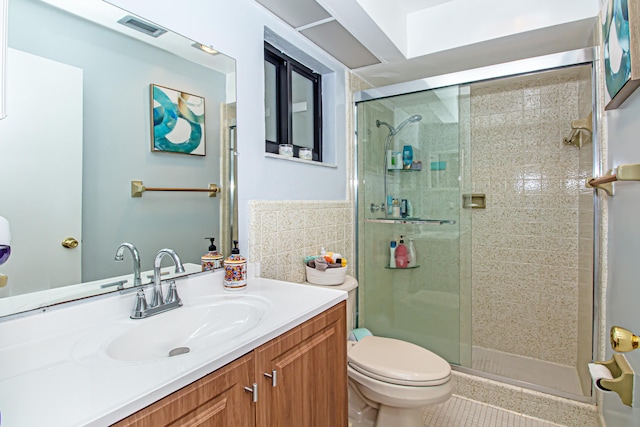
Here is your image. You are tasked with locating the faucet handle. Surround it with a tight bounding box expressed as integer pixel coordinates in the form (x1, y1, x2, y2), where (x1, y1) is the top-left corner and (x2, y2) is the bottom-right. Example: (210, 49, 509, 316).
(131, 289, 148, 319)
(165, 280, 182, 305)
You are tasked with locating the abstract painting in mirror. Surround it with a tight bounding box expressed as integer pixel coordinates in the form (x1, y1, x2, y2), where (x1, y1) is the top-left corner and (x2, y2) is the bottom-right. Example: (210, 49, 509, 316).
(151, 84, 206, 155)
(0, 0, 236, 317)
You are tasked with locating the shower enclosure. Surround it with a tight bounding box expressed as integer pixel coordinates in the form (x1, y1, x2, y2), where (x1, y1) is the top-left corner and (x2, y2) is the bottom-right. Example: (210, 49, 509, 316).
(355, 49, 596, 400)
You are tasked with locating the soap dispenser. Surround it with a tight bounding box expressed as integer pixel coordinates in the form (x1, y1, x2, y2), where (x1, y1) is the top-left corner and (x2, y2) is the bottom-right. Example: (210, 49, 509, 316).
(224, 240, 247, 291)
(201, 237, 224, 271)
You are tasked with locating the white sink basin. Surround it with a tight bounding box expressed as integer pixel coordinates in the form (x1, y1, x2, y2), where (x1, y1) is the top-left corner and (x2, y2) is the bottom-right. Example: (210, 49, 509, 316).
(105, 295, 270, 362)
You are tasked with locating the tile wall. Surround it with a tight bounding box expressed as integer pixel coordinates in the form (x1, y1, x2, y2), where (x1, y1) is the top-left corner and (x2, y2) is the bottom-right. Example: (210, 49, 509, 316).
(470, 67, 593, 371)
(248, 200, 354, 283)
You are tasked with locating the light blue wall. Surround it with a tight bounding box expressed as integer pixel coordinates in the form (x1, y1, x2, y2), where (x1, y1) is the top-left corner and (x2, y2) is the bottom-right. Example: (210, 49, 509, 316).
(108, 0, 350, 255)
(9, 0, 227, 279)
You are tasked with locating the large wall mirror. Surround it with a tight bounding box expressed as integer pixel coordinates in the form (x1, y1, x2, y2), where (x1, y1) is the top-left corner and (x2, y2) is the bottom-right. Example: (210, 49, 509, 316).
(0, 0, 237, 317)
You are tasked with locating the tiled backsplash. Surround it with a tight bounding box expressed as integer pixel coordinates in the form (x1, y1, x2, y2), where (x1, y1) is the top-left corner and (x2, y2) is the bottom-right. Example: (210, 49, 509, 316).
(248, 201, 354, 283)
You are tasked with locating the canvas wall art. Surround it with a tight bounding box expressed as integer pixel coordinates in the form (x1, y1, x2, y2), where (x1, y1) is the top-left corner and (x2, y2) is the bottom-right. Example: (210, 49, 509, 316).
(151, 84, 206, 155)
(602, 0, 640, 110)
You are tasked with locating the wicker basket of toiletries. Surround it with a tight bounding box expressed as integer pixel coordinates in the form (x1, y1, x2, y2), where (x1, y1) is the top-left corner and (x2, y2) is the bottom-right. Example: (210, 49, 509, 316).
(305, 265, 347, 286)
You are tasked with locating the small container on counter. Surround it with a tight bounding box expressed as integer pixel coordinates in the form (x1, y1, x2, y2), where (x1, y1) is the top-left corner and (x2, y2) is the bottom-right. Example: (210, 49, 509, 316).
(224, 240, 247, 291)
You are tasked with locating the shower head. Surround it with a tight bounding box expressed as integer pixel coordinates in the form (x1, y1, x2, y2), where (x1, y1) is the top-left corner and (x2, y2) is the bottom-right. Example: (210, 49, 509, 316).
(394, 114, 422, 135)
(376, 114, 422, 136)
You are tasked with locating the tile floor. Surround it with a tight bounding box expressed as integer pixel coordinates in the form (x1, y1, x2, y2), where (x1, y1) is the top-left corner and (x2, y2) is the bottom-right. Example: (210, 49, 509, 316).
(423, 396, 566, 427)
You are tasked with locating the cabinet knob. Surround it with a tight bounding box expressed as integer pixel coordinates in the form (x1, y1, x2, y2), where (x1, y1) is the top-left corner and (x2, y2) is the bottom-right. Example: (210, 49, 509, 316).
(244, 383, 258, 402)
(264, 370, 277, 387)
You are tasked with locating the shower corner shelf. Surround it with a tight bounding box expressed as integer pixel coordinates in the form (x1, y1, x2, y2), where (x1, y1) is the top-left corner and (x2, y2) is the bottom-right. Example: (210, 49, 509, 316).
(365, 218, 456, 225)
(385, 265, 420, 270)
(387, 167, 422, 172)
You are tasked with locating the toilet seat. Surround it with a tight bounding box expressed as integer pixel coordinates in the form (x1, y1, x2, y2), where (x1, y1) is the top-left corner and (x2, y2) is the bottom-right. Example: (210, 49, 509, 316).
(348, 336, 450, 386)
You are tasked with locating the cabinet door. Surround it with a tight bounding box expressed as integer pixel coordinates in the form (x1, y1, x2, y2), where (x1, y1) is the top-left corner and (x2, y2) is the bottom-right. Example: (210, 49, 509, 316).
(112, 353, 255, 427)
(255, 302, 347, 427)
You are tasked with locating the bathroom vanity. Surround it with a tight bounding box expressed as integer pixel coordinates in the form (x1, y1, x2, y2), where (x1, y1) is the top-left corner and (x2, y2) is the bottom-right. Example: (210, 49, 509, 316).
(0, 269, 348, 426)
(114, 301, 346, 426)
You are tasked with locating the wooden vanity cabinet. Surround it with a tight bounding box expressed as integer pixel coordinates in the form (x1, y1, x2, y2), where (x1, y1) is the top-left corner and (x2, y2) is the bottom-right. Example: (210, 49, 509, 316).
(112, 353, 255, 427)
(113, 301, 347, 427)
(255, 301, 347, 427)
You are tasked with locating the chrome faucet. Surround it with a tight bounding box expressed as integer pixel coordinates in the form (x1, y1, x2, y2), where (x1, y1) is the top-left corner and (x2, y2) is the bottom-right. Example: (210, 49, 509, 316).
(130, 248, 185, 319)
(151, 248, 186, 307)
(114, 242, 142, 286)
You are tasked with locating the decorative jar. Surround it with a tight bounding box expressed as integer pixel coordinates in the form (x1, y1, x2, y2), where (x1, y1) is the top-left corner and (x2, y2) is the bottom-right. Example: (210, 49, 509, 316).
(224, 254, 247, 291)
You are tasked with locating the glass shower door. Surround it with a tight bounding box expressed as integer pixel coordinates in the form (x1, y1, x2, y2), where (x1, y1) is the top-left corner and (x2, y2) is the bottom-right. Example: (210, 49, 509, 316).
(356, 85, 471, 366)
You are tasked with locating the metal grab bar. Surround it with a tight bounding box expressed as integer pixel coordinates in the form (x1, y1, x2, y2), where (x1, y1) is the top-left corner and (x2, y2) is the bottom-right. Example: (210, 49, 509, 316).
(131, 180, 220, 197)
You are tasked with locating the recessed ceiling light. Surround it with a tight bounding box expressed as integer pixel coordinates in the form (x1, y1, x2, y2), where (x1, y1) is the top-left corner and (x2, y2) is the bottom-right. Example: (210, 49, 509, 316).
(191, 43, 219, 55)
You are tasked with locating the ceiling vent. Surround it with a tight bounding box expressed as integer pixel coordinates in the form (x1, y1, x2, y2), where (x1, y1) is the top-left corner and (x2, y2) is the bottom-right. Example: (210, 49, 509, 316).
(117, 15, 167, 38)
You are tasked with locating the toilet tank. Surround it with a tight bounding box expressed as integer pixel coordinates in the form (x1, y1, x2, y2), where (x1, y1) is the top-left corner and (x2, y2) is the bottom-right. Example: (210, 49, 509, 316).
(304, 275, 358, 338)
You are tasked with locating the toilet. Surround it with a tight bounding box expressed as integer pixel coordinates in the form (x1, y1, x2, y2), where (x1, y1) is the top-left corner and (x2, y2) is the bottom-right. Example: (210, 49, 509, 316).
(347, 336, 452, 426)
(303, 275, 452, 427)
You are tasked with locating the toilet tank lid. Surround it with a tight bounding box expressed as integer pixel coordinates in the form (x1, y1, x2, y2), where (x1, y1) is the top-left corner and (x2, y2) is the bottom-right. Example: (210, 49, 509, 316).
(348, 336, 450, 385)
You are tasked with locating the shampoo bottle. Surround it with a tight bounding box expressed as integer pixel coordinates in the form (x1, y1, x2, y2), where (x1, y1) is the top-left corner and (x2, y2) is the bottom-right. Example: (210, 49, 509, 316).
(395, 236, 408, 268)
(402, 145, 414, 169)
(408, 238, 417, 266)
(389, 240, 397, 268)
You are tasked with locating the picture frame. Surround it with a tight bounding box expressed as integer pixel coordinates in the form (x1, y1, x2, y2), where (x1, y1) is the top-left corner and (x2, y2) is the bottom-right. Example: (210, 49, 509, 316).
(150, 84, 206, 155)
(603, 0, 640, 110)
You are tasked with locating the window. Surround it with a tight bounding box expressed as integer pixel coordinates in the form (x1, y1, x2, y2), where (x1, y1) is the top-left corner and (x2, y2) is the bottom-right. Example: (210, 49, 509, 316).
(264, 42, 322, 162)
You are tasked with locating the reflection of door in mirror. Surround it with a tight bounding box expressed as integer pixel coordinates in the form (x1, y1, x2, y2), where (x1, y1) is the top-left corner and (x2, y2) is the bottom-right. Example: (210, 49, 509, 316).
(0, 49, 83, 297)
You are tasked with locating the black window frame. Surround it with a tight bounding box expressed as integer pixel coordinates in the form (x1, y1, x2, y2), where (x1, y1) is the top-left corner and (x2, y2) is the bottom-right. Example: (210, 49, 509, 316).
(264, 42, 322, 162)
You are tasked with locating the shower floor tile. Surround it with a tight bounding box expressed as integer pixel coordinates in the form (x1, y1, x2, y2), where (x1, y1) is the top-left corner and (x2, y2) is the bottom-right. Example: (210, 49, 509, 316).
(472, 346, 583, 395)
(423, 396, 565, 427)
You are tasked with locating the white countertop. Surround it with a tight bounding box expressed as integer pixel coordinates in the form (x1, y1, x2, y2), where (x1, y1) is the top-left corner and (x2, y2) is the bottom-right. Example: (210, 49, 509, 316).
(0, 269, 346, 426)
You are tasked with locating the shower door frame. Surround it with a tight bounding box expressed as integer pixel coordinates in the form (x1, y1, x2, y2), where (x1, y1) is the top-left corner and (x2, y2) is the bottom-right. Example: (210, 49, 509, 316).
(353, 47, 601, 403)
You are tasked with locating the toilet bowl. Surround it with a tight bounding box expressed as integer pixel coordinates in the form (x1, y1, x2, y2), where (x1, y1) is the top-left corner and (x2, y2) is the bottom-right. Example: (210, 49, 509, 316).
(347, 336, 452, 427)
(302, 275, 451, 426)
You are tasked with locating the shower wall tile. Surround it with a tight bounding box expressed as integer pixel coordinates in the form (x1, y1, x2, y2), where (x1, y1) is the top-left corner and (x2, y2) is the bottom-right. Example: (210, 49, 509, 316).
(248, 200, 354, 283)
(470, 69, 593, 368)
